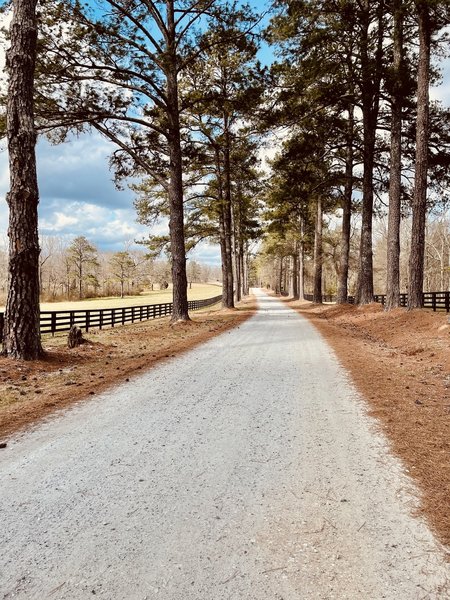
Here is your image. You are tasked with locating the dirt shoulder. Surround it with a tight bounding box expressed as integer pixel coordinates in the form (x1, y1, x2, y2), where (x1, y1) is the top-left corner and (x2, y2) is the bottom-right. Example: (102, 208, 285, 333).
(287, 298, 450, 551)
(0, 296, 256, 441)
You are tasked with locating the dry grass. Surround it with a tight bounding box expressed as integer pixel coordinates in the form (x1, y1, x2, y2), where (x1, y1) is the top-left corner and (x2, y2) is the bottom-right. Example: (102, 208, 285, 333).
(0, 295, 255, 441)
(0, 283, 222, 312)
(287, 298, 450, 551)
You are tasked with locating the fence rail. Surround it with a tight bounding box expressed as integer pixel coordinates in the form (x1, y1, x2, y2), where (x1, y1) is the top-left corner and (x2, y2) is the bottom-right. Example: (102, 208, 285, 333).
(0, 294, 223, 337)
(304, 291, 450, 312)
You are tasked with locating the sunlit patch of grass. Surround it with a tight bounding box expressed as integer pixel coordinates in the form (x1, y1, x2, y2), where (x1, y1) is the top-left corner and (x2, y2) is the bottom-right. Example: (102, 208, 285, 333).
(35, 282, 222, 312)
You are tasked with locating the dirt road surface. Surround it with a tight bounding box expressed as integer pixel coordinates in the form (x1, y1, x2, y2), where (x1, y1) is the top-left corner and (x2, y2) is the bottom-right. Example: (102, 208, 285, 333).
(1, 290, 449, 599)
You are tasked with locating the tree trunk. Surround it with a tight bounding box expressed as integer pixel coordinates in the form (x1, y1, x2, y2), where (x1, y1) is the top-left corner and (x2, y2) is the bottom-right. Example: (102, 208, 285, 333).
(313, 197, 323, 304)
(291, 251, 299, 299)
(386, 0, 404, 311)
(299, 216, 305, 301)
(243, 244, 249, 296)
(78, 262, 82, 299)
(337, 105, 354, 304)
(2, 0, 43, 360)
(215, 149, 233, 309)
(238, 238, 245, 298)
(222, 125, 235, 308)
(276, 256, 282, 294)
(408, 3, 431, 309)
(356, 1, 383, 305)
(232, 200, 241, 302)
(166, 1, 189, 322)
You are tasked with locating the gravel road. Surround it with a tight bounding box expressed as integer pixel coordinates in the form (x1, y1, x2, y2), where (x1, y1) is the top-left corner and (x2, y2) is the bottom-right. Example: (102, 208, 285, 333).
(1, 290, 449, 599)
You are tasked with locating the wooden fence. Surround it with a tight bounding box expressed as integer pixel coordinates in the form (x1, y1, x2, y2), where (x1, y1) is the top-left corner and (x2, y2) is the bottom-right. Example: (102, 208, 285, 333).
(0, 294, 223, 337)
(304, 290, 450, 312)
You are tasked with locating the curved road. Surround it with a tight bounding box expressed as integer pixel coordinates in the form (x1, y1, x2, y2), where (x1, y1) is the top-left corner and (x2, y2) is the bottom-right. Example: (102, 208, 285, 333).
(1, 290, 449, 599)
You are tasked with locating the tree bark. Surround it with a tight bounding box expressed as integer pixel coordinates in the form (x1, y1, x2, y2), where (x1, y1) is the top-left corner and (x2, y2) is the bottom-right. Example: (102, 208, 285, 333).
(337, 105, 354, 304)
(2, 0, 43, 360)
(166, 1, 189, 322)
(408, 3, 431, 309)
(356, 1, 384, 305)
(299, 216, 305, 301)
(222, 124, 235, 308)
(386, 0, 404, 311)
(313, 197, 323, 304)
(231, 199, 241, 302)
(291, 251, 299, 299)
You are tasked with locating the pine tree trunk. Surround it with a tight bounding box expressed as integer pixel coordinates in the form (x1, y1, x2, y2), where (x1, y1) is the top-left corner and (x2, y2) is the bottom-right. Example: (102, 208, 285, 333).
(313, 197, 323, 304)
(242, 247, 249, 296)
(356, 1, 383, 305)
(222, 127, 235, 308)
(337, 106, 354, 304)
(232, 201, 241, 302)
(291, 251, 299, 299)
(299, 216, 305, 301)
(2, 0, 43, 360)
(238, 238, 245, 298)
(356, 111, 376, 305)
(215, 149, 233, 309)
(408, 3, 430, 310)
(386, 0, 404, 311)
(166, 5, 189, 322)
(275, 256, 282, 294)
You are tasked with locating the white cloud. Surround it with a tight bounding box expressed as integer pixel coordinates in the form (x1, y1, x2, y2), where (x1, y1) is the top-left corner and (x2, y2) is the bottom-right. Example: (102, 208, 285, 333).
(46, 212, 78, 230)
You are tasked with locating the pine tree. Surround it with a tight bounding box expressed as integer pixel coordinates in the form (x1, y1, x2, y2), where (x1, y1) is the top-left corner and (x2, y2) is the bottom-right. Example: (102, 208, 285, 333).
(2, 0, 43, 360)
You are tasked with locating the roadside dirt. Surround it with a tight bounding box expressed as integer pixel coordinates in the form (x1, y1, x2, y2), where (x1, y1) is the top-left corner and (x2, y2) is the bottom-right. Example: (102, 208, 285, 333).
(287, 298, 450, 551)
(0, 297, 255, 441)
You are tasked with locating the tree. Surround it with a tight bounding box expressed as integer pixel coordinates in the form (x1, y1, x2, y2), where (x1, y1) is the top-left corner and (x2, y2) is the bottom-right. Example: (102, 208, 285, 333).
(355, 0, 386, 304)
(1, 0, 43, 360)
(408, 1, 432, 309)
(182, 7, 263, 307)
(385, 0, 406, 310)
(109, 251, 135, 298)
(38, 0, 239, 321)
(66, 236, 99, 300)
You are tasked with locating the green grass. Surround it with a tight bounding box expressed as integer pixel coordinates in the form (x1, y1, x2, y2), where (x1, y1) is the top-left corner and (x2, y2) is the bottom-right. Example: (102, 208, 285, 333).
(35, 282, 222, 312)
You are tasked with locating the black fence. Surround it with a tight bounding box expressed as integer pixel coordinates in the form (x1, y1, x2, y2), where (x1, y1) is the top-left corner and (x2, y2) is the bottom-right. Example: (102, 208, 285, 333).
(304, 291, 450, 312)
(0, 294, 223, 337)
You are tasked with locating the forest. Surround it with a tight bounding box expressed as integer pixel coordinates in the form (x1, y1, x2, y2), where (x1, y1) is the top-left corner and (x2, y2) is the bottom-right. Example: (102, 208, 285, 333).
(1, 0, 450, 359)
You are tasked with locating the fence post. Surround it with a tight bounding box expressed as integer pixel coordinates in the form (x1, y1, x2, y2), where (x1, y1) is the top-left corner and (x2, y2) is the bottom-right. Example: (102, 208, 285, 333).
(432, 292, 436, 312)
(86, 310, 90, 332)
(445, 291, 450, 313)
(51, 312, 57, 336)
(99, 310, 103, 330)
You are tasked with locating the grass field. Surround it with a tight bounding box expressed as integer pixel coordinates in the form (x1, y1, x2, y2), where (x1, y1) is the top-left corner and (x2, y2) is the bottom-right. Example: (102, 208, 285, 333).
(0, 283, 222, 313)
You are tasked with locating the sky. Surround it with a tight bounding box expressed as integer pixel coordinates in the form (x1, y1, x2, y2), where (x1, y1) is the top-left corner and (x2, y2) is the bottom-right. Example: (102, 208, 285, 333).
(0, 9, 450, 264)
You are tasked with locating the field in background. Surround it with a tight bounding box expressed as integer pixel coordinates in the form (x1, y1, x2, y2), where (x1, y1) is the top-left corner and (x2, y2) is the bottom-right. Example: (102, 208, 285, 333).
(0, 283, 222, 313)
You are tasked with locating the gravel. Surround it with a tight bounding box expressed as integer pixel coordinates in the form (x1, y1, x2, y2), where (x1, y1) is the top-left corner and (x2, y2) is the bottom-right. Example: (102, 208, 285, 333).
(1, 290, 449, 599)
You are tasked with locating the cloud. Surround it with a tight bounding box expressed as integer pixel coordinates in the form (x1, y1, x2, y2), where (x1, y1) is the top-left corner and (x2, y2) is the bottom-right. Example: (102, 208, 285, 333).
(189, 243, 221, 266)
(0, 133, 152, 252)
(37, 135, 136, 210)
